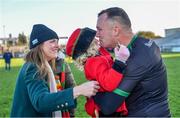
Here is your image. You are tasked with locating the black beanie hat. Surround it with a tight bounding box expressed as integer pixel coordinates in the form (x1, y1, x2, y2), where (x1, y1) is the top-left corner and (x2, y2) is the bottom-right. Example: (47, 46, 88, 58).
(30, 24, 59, 49)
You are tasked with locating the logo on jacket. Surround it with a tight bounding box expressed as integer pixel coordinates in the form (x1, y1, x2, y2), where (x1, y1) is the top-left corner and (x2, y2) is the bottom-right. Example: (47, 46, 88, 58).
(144, 40, 153, 47)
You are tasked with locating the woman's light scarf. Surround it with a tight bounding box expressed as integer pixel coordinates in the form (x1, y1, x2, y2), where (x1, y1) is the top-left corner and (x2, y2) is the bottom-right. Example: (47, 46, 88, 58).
(46, 61, 62, 118)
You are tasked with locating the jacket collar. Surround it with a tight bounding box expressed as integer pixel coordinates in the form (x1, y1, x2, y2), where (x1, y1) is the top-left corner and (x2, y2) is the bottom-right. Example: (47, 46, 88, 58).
(127, 34, 138, 50)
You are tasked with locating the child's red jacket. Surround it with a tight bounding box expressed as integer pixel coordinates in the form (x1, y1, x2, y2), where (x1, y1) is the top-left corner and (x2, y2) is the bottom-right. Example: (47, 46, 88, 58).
(84, 47, 128, 117)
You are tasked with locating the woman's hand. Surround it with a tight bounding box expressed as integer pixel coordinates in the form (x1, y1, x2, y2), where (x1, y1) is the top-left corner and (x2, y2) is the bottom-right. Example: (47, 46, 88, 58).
(73, 81, 100, 98)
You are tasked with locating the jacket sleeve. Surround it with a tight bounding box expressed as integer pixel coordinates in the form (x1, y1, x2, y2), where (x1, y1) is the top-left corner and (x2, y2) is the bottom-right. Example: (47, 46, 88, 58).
(24, 63, 77, 113)
(93, 62, 147, 115)
(84, 57, 126, 92)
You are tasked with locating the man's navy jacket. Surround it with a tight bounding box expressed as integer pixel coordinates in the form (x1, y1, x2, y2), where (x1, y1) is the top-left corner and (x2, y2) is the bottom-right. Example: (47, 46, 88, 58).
(93, 36, 171, 117)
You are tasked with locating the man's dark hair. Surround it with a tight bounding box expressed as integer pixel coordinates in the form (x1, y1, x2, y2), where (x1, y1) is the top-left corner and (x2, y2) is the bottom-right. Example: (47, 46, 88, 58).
(98, 7, 131, 29)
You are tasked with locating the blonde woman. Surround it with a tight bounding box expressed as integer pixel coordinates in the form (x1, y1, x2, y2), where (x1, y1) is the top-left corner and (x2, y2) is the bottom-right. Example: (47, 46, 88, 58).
(11, 24, 99, 117)
(66, 27, 130, 117)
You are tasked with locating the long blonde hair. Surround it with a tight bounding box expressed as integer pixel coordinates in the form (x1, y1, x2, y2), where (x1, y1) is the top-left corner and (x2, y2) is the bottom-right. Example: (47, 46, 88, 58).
(74, 38, 100, 71)
(25, 44, 52, 79)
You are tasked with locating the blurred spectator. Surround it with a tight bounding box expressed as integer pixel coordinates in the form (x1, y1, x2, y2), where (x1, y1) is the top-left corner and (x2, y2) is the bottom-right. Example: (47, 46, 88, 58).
(3, 49, 13, 70)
